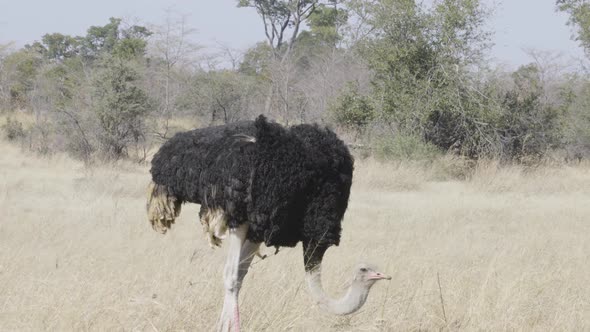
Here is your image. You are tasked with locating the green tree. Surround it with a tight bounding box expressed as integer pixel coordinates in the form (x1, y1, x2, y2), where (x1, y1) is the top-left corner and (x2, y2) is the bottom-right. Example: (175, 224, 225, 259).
(557, 74, 590, 161)
(3, 49, 43, 109)
(294, 2, 348, 70)
(498, 64, 563, 160)
(80, 18, 152, 60)
(298, 2, 348, 48)
(114, 25, 152, 59)
(557, 0, 590, 55)
(239, 42, 273, 77)
(329, 81, 375, 135)
(238, 0, 321, 57)
(92, 57, 153, 159)
(355, 0, 494, 157)
(0, 43, 14, 109)
(238, 1, 341, 119)
(40, 33, 80, 60)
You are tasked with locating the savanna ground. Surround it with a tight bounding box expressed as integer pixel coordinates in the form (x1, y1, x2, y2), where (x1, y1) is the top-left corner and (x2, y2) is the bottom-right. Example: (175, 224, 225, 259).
(1, 140, 589, 331)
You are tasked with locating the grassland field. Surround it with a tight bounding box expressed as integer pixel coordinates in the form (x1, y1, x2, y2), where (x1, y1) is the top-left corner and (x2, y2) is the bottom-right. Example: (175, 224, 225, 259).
(1, 140, 589, 331)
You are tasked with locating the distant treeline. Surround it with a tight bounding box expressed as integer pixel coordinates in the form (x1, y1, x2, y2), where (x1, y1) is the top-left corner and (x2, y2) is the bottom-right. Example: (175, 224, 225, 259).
(1, 0, 589, 164)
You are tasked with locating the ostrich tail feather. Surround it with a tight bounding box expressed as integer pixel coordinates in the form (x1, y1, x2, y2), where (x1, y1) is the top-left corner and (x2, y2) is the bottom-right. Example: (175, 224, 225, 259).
(146, 181, 181, 234)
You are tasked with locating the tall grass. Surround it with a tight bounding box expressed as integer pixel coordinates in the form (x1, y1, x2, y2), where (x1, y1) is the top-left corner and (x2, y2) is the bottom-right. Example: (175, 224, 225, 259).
(1, 141, 589, 331)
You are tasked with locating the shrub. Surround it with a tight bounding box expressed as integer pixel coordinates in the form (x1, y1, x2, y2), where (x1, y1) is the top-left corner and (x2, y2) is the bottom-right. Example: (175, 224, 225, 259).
(92, 57, 152, 160)
(1, 117, 25, 141)
(373, 133, 442, 162)
(330, 82, 375, 136)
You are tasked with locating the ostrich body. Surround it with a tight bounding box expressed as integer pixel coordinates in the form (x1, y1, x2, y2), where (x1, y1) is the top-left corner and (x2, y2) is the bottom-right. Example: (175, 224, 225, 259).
(147, 115, 390, 331)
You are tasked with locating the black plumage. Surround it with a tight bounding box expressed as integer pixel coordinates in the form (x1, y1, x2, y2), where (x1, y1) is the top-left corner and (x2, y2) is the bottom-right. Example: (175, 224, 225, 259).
(149, 115, 353, 263)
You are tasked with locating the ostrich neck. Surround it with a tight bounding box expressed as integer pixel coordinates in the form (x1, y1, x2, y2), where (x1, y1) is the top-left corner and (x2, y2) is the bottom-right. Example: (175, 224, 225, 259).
(305, 267, 370, 315)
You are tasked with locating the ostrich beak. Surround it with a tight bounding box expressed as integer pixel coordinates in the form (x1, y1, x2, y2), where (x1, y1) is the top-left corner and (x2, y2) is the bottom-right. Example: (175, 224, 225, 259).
(368, 271, 392, 280)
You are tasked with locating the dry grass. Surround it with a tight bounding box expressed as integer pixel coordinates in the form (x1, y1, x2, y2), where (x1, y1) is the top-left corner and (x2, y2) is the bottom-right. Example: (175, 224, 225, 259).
(1, 141, 590, 331)
(0, 111, 37, 128)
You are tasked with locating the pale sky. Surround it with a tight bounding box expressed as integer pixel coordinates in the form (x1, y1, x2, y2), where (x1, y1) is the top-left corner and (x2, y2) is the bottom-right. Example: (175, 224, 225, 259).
(0, 0, 585, 68)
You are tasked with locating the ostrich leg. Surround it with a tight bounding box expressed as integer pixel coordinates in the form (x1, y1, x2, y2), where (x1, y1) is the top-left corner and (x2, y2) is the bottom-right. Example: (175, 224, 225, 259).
(238, 240, 261, 284)
(233, 240, 261, 329)
(217, 224, 255, 332)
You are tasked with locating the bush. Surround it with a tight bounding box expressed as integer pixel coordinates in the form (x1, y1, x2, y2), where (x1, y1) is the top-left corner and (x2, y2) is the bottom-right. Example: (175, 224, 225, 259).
(494, 65, 564, 161)
(1, 117, 25, 141)
(92, 57, 152, 160)
(373, 133, 442, 162)
(330, 82, 375, 136)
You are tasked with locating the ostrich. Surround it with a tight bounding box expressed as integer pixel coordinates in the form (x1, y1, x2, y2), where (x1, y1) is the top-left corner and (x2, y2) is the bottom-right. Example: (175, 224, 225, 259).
(147, 115, 390, 331)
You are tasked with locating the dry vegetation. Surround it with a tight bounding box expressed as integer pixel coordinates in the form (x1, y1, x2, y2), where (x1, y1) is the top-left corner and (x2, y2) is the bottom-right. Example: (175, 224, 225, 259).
(1, 141, 590, 331)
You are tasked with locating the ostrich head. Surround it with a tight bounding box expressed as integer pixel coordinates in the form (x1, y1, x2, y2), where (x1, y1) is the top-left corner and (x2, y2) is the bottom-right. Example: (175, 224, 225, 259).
(352, 263, 392, 286)
(306, 262, 391, 316)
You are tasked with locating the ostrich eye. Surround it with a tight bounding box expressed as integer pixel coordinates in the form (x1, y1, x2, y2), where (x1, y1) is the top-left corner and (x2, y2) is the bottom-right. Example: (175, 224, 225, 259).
(360, 268, 368, 272)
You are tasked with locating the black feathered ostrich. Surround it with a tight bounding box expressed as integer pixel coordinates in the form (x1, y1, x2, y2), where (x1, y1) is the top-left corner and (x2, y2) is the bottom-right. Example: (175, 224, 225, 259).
(147, 115, 390, 331)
